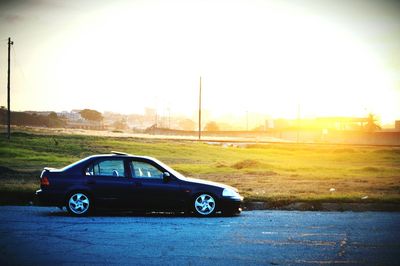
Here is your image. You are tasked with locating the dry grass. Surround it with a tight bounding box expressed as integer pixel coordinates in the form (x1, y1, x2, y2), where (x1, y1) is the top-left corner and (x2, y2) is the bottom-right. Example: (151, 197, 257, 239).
(0, 128, 399, 204)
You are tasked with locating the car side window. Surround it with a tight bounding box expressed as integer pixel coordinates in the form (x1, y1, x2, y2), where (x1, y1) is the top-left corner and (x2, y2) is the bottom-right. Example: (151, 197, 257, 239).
(86, 159, 126, 177)
(130, 161, 163, 179)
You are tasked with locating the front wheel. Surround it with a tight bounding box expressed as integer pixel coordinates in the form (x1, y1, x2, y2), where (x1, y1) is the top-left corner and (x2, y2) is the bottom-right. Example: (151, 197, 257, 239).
(66, 192, 92, 216)
(193, 193, 216, 216)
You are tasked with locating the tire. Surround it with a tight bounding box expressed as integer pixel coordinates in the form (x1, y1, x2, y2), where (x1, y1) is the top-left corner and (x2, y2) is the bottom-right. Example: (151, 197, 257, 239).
(193, 193, 217, 216)
(66, 192, 92, 216)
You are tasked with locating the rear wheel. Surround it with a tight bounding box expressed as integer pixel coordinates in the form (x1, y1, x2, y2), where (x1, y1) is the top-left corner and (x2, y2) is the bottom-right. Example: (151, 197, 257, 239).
(66, 192, 92, 216)
(193, 193, 216, 216)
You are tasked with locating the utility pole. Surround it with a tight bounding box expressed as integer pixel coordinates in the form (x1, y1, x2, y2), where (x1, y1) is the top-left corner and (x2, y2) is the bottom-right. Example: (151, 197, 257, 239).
(7, 37, 13, 140)
(198, 76, 202, 140)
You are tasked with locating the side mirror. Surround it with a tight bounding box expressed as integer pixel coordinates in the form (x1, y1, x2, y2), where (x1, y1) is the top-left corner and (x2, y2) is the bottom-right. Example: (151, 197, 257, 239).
(163, 172, 171, 183)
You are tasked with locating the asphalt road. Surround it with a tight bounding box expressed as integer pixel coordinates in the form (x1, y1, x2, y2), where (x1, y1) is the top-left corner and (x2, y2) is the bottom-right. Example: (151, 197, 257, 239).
(0, 206, 399, 265)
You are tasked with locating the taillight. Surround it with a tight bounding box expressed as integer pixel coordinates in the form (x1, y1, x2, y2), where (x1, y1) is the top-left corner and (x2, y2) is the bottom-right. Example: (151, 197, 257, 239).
(41, 176, 50, 186)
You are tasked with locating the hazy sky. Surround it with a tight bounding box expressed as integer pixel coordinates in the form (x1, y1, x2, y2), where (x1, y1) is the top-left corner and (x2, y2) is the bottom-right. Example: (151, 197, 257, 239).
(0, 0, 399, 123)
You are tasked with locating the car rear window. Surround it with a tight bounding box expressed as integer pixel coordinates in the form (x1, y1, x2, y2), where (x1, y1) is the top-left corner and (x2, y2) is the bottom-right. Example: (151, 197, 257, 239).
(86, 159, 126, 177)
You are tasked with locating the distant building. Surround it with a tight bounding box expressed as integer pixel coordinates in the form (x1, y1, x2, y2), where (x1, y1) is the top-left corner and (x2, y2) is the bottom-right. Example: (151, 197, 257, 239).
(315, 117, 368, 131)
(58, 110, 104, 130)
(395, 120, 400, 131)
(59, 110, 82, 121)
(144, 108, 157, 119)
(25, 111, 52, 116)
(265, 119, 274, 130)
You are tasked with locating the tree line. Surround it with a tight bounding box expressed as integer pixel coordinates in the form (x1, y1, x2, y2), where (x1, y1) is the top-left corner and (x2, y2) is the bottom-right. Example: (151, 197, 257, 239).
(0, 108, 65, 127)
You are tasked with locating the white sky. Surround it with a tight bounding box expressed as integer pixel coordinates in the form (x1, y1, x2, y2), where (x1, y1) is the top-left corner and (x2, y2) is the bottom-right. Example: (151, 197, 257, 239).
(0, 0, 399, 124)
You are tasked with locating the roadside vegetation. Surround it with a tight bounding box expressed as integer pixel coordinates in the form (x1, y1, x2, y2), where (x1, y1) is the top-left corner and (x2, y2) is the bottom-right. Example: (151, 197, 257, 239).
(0, 130, 399, 205)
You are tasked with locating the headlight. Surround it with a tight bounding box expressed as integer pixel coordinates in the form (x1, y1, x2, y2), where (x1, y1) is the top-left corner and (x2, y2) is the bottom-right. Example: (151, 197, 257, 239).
(222, 188, 242, 200)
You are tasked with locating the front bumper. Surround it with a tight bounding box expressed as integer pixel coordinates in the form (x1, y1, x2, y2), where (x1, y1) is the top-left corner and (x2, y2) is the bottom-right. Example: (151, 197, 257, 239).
(219, 197, 243, 214)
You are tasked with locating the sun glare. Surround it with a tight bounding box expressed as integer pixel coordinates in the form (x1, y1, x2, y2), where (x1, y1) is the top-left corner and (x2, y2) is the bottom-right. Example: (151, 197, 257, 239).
(4, 0, 398, 124)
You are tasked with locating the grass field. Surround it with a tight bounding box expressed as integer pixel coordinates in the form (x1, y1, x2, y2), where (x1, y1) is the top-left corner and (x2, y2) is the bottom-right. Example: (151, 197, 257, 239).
(0, 129, 399, 205)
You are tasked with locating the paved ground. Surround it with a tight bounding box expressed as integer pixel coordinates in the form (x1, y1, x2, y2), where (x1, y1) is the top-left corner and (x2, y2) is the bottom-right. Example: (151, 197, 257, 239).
(0, 206, 399, 265)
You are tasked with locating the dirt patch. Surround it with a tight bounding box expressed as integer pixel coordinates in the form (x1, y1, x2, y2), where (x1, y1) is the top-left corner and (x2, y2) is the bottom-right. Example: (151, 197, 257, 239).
(215, 162, 228, 168)
(361, 166, 381, 172)
(231, 159, 261, 169)
(332, 148, 356, 153)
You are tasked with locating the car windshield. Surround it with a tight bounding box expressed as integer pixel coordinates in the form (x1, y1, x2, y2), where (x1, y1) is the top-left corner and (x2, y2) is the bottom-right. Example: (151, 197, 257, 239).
(151, 158, 187, 180)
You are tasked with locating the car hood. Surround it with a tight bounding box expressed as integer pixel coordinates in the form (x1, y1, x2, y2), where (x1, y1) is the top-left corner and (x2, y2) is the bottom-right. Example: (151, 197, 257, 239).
(184, 177, 237, 191)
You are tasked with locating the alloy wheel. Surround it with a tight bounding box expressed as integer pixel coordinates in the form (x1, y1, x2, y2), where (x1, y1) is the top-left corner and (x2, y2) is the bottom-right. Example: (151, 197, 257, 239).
(194, 194, 216, 216)
(68, 192, 90, 215)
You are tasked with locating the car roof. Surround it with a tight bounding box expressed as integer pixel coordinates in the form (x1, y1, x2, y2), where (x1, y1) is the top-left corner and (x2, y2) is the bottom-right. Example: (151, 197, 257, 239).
(61, 153, 160, 172)
(86, 153, 156, 161)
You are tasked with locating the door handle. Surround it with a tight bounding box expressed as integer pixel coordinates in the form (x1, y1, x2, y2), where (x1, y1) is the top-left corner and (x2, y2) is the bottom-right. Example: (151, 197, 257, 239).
(134, 181, 142, 187)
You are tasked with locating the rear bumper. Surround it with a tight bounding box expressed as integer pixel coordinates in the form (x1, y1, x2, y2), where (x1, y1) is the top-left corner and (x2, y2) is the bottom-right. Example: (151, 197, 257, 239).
(35, 189, 64, 207)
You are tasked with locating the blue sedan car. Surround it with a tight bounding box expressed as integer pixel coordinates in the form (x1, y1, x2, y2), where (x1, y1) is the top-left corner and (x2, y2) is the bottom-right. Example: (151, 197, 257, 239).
(36, 152, 243, 216)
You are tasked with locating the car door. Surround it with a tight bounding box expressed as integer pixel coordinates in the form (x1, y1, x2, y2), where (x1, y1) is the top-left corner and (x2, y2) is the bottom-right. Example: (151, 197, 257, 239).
(85, 158, 133, 209)
(129, 159, 184, 211)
